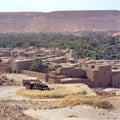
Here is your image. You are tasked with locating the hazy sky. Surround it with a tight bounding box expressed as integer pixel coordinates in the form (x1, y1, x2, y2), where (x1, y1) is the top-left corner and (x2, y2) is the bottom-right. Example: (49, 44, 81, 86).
(0, 0, 119, 12)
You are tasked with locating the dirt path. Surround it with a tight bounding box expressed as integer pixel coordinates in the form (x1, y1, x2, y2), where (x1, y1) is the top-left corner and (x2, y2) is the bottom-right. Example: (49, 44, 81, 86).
(24, 105, 120, 120)
(0, 86, 28, 100)
(1, 84, 120, 120)
(107, 97, 120, 113)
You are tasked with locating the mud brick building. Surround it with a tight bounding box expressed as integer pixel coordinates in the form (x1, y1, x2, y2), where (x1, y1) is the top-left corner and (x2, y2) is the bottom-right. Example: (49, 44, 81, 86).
(112, 69, 120, 88)
(0, 47, 120, 88)
(11, 59, 33, 73)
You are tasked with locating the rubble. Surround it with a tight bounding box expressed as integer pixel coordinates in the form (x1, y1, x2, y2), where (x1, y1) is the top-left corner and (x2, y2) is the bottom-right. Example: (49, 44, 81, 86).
(0, 75, 19, 86)
(94, 89, 117, 97)
(0, 47, 120, 88)
(0, 103, 37, 120)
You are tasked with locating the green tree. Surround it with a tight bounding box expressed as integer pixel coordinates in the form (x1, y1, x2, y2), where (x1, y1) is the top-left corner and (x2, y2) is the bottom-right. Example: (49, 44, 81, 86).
(30, 59, 45, 72)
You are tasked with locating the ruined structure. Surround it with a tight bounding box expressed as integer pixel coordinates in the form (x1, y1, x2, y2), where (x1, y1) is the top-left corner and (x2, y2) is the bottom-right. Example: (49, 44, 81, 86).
(11, 59, 33, 73)
(0, 47, 120, 88)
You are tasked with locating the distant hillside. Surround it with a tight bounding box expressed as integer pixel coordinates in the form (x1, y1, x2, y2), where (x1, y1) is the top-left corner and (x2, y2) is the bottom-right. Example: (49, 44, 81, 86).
(0, 10, 120, 33)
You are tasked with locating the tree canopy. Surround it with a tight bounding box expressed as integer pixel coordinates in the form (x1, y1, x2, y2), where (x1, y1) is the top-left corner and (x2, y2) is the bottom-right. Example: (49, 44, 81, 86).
(30, 59, 45, 72)
(0, 32, 120, 60)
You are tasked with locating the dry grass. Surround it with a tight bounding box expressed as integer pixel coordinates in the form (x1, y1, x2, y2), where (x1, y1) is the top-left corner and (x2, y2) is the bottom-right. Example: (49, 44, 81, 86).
(16, 84, 114, 110)
(55, 94, 114, 110)
(16, 85, 87, 99)
(67, 115, 78, 118)
(109, 96, 120, 100)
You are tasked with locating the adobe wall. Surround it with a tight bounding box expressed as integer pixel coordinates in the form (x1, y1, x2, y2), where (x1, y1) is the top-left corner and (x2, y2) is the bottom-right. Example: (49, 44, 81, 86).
(11, 60, 33, 73)
(56, 66, 85, 78)
(84, 65, 112, 87)
(21, 70, 47, 82)
(56, 66, 73, 77)
(51, 57, 67, 63)
(60, 77, 95, 87)
(0, 66, 11, 73)
(48, 78, 61, 84)
(112, 70, 120, 75)
(112, 74, 120, 88)
(97, 65, 112, 87)
(60, 78, 83, 84)
(72, 67, 86, 78)
(65, 49, 76, 61)
(0, 63, 11, 73)
(80, 79, 95, 88)
(0, 51, 11, 57)
(85, 70, 98, 81)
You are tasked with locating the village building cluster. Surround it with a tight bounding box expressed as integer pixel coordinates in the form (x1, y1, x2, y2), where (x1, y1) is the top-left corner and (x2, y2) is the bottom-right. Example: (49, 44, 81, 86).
(0, 47, 120, 88)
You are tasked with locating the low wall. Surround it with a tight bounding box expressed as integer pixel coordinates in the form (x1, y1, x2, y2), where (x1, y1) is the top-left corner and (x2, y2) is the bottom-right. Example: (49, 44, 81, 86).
(112, 74, 120, 88)
(112, 70, 120, 76)
(56, 67, 85, 78)
(48, 74, 61, 84)
(60, 77, 95, 87)
(0, 66, 11, 73)
(21, 70, 47, 82)
(80, 79, 95, 88)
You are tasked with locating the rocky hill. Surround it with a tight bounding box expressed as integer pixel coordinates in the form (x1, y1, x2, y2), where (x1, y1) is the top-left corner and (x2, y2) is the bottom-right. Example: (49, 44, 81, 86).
(0, 10, 120, 33)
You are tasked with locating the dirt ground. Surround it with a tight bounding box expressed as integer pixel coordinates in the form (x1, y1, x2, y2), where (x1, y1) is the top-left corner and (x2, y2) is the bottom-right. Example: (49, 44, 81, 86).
(0, 74, 120, 120)
(0, 73, 37, 86)
(24, 105, 120, 120)
(0, 85, 120, 120)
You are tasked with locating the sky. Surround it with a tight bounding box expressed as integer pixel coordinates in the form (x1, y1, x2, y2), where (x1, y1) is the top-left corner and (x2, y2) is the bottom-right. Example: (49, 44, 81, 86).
(0, 0, 119, 12)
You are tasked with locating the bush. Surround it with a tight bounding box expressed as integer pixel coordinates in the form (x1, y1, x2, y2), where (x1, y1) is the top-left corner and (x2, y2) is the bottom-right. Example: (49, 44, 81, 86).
(30, 59, 45, 72)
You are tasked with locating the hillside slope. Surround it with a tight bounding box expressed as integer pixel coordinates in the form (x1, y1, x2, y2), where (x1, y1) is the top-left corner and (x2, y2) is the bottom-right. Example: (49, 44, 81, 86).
(0, 10, 120, 33)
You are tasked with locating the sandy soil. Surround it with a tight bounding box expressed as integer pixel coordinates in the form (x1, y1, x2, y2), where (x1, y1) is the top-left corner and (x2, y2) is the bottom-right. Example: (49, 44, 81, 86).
(0, 102, 36, 120)
(0, 83, 96, 101)
(24, 105, 120, 120)
(4, 73, 37, 84)
(0, 86, 28, 100)
(0, 82, 120, 120)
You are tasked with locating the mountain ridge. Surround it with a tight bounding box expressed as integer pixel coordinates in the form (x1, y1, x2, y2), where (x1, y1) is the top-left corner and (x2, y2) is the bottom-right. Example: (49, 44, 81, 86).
(0, 10, 120, 33)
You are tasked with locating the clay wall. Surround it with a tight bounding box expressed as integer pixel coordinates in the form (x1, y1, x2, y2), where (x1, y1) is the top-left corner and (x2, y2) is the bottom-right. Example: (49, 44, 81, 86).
(0, 63, 11, 73)
(50, 57, 67, 63)
(60, 77, 95, 87)
(97, 65, 112, 87)
(84, 65, 112, 87)
(112, 70, 120, 75)
(85, 70, 98, 81)
(56, 66, 85, 78)
(112, 74, 120, 88)
(80, 79, 95, 88)
(0, 66, 11, 73)
(0, 50, 11, 57)
(21, 70, 47, 82)
(11, 59, 33, 73)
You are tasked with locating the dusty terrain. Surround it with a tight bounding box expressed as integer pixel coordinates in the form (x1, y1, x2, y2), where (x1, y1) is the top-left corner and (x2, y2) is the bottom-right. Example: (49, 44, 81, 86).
(0, 73, 120, 120)
(0, 73, 37, 86)
(0, 10, 120, 33)
(24, 105, 120, 120)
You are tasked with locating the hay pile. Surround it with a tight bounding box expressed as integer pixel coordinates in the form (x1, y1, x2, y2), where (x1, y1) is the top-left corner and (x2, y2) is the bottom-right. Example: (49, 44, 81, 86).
(17, 85, 87, 99)
(55, 94, 114, 110)
(16, 84, 114, 110)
